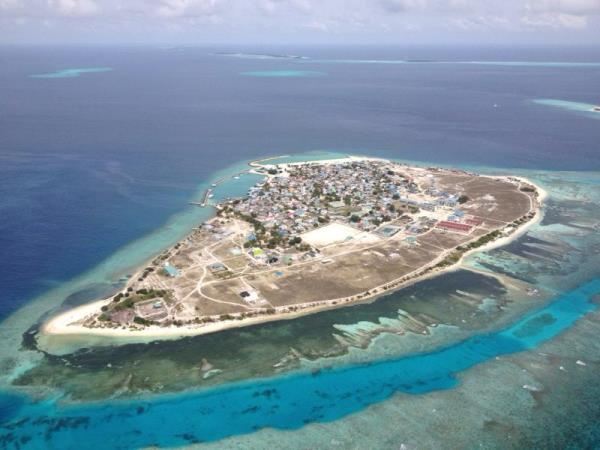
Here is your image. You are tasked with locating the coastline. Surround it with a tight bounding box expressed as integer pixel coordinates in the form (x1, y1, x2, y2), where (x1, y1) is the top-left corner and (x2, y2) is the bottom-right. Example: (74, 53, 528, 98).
(39, 159, 546, 345)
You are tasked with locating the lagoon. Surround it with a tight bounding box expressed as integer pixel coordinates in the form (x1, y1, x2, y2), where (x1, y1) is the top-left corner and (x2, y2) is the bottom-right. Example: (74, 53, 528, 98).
(30, 67, 113, 79)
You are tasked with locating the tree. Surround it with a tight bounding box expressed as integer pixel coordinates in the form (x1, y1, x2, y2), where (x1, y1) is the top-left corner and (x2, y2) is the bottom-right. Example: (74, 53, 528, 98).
(350, 215, 360, 223)
(458, 195, 469, 204)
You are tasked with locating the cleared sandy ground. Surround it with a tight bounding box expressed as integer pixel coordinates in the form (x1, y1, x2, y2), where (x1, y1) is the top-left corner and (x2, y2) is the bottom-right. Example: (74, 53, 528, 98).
(301, 222, 372, 247)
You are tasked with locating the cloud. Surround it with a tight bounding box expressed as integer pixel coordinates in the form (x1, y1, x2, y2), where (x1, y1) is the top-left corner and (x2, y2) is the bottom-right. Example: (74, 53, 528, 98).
(526, 0, 600, 14)
(522, 0, 599, 29)
(48, 0, 100, 16)
(1, 0, 599, 43)
(377, 0, 425, 13)
(377, 0, 486, 14)
(154, 0, 223, 18)
(522, 11, 589, 28)
(254, 0, 313, 16)
(0, 0, 21, 9)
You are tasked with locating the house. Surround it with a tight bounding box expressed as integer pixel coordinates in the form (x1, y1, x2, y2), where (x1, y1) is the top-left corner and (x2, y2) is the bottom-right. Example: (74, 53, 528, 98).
(209, 262, 228, 273)
(436, 221, 473, 233)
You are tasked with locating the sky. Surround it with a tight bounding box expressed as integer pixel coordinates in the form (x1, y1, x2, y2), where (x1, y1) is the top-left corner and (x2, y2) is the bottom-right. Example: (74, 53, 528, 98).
(1, 0, 600, 45)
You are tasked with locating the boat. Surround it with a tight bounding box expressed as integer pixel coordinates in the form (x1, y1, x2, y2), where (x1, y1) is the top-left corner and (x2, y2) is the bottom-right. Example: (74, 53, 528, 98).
(593, 106, 600, 112)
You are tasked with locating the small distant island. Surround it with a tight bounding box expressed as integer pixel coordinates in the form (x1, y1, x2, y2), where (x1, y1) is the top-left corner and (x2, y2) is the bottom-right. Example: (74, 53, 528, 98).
(42, 156, 544, 340)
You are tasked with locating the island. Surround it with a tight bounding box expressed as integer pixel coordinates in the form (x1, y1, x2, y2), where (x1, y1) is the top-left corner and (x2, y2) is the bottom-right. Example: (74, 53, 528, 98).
(42, 156, 544, 340)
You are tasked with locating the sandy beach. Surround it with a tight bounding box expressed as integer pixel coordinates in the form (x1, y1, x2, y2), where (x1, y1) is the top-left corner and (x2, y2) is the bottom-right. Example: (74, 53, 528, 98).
(39, 160, 546, 346)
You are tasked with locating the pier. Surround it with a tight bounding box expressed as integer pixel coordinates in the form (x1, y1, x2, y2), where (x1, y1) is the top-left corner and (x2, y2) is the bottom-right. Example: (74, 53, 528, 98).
(189, 169, 252, 207)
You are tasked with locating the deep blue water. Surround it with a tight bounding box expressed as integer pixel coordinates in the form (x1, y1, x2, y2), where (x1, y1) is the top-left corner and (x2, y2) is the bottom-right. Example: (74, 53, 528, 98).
(1, 46, 600, 320)
(1, 45, 600, 448)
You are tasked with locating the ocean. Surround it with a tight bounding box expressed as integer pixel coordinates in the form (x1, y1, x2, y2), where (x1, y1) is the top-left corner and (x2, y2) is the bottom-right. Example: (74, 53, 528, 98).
(0, 45, 600, 449)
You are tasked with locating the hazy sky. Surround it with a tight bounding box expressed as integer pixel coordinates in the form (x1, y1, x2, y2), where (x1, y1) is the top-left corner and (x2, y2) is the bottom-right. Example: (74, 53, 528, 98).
(2, 0, 600, 45)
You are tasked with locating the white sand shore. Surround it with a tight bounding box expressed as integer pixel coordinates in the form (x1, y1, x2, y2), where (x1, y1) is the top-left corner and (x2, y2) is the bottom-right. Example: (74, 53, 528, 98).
(39, 162, 545, 345)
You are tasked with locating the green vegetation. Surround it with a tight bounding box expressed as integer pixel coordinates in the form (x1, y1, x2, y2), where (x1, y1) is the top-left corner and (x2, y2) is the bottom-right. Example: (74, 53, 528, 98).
(466, 230, 501, 249)
(458, 195, 469, 204)
(108, 288, 169, 313)
(520, 186, 535, 192)
(435, 229, 503, 269)
(289, 236, 302, 245)
(133, 316, 152, 326)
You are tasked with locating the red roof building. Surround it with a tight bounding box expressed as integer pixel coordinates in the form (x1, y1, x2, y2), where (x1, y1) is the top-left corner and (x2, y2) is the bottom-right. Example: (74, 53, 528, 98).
(436, 221, 473, 233)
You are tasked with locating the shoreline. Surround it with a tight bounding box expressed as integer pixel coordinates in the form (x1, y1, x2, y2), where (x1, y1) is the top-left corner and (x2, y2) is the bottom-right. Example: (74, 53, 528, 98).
(39, 159, 545, 345)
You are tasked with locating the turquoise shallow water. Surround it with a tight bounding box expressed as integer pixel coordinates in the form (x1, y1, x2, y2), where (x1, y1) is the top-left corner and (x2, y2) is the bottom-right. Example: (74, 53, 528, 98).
(303, 59, 600, 67)
(2, 153, 600, 448)
(1, 278, 598, 448)
(3, 46, 600, 448)
(533, 99, 600, 118)
(29, 68, 113, 79)
(1, 151, 599, 448)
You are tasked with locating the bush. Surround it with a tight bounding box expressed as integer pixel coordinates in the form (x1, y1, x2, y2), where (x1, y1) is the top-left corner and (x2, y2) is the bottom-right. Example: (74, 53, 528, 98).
(458, 195, 469, 204)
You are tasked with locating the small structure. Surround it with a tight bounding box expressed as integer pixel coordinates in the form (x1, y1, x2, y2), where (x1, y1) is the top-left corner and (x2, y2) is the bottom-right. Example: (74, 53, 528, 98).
(209, 262, 228, 273)
(376, 225, 401, 238)
(164, 263, 181, 277)
(436, 221, 473, 234)
(405, 236, 417, 245)
(135, 298, 168, 321)
(239, 290, 259, 304)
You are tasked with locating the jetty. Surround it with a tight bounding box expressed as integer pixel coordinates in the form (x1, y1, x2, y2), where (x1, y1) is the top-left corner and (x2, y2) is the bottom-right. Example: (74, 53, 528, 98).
(189, 169, 252, 207)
